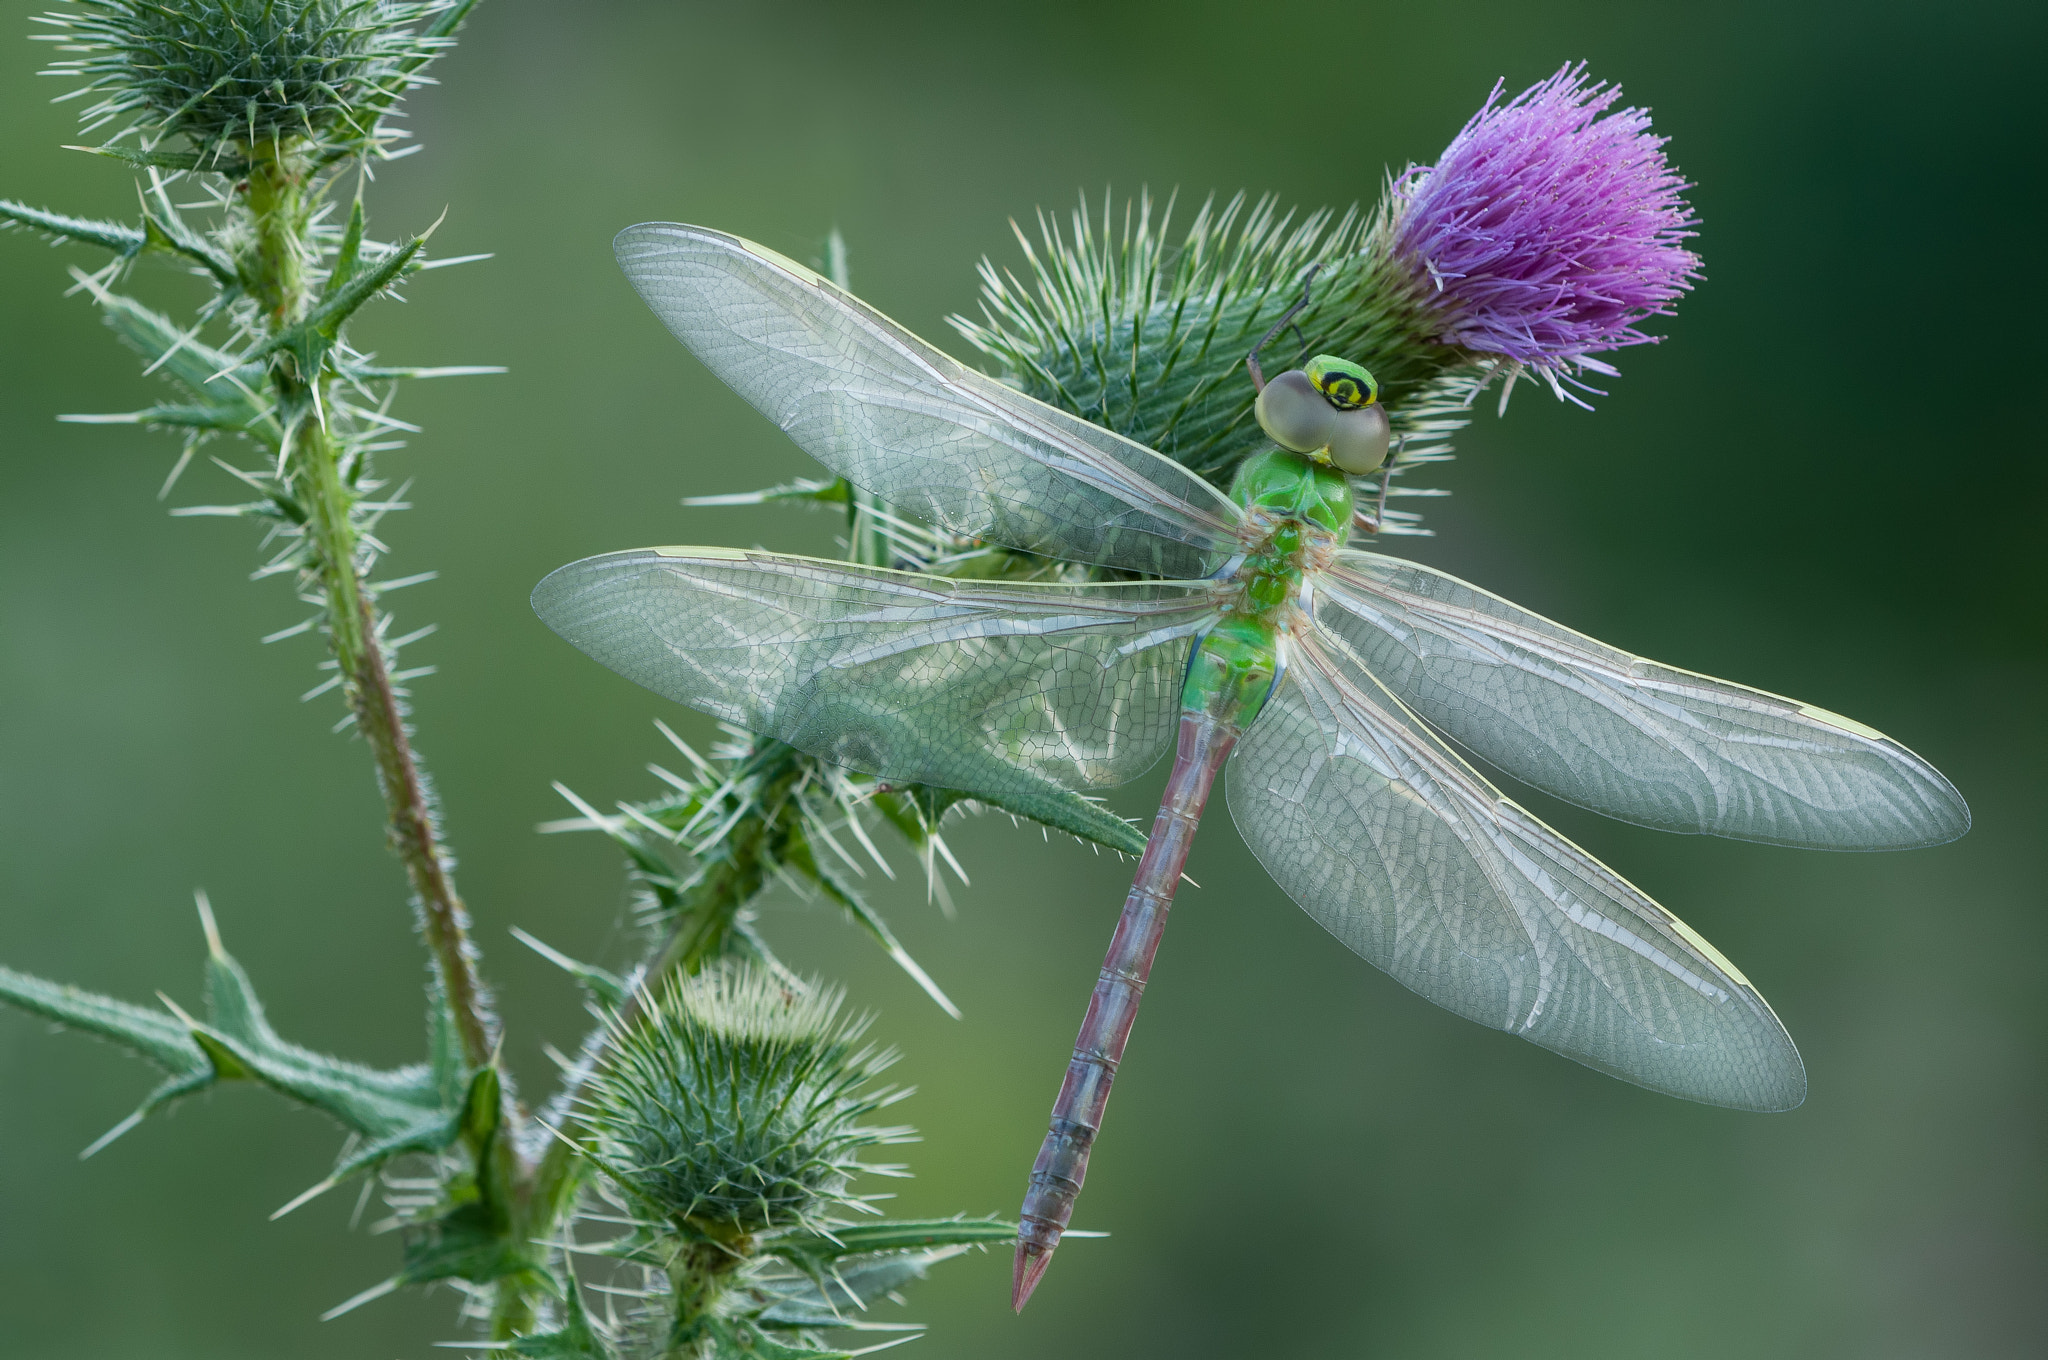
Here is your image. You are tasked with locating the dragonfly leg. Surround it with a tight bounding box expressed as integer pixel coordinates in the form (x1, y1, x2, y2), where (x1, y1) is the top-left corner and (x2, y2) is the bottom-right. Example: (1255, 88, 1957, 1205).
(1355, 437, 1405, 535)
(1014, 710, 1238, 1310)
(1244, 264, 1323, 394)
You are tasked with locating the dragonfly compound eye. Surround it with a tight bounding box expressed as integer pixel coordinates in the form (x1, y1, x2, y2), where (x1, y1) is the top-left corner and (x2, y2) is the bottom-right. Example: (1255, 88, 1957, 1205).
(1254, 369, 1338, 455)
(1305, 355, 1378, 410)
(1325, 402, 1391, 475)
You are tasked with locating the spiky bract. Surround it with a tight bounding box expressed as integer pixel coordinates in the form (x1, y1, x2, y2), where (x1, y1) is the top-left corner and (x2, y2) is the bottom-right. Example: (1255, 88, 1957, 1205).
(35, 0, 472, 159)
(1390, 63, 1702, 387)
(581, 966, 908, 1237)
(951, 192, 1474, 532)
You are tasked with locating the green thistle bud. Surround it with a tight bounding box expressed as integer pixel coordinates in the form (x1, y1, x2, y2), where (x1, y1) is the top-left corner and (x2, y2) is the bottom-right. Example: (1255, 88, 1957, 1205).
(581, 966, 909, 1239)
(35, 0, 473, 161)
(950, 191, 1475, 534)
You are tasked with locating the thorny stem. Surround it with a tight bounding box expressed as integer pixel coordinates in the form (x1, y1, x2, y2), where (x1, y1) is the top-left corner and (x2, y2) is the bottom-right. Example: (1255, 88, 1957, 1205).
(666, 1235, 747, 1355)
(490, 1278, 538, 1343)
(245, 143, 499, 1072)
(250, 141, 533, 1337)
(525, 746, 808, 1245)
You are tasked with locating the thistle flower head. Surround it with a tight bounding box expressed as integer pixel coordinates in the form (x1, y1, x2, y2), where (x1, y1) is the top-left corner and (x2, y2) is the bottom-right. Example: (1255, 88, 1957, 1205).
(34, 0, 473, 160)
(1390, 63, 1701, 384)
(580, 966, 909, 1238)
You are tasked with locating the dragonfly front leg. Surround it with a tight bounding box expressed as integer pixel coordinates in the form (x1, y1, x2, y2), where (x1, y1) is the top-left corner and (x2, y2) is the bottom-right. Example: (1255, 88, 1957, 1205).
(1354, 437, 1405, 536)
(1014, 709, 1239, 1310)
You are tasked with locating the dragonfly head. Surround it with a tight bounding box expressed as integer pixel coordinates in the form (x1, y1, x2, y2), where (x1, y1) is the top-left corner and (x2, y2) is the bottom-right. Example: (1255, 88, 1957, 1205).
(1254, 356, 1391, 476)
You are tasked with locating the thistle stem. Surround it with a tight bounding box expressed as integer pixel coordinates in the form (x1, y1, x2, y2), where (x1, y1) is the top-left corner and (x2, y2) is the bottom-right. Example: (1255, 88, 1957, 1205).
(526, 745, 802, 1200)
(665, 1238, 745, 1355)
(244, 141, 498, 1073)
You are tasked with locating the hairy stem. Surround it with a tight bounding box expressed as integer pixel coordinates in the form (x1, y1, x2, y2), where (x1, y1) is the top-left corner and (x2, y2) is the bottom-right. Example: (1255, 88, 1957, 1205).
(245, 143, 498, 1073)
(661, 1230, 751, 1357)
(524, 744, 803, 1201)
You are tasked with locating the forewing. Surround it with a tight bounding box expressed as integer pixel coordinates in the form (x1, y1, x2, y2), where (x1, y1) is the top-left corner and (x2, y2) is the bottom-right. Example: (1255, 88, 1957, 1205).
(1225, 628, 1804, 1112)
(1319, 552, 1969, 850)
(615, 223, 1242, 577)
(533, 547, 1220, 804)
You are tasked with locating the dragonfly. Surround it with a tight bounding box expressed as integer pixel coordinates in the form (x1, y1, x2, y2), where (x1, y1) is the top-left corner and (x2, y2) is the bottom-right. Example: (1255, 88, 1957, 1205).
(534, 223, 1970, 1311)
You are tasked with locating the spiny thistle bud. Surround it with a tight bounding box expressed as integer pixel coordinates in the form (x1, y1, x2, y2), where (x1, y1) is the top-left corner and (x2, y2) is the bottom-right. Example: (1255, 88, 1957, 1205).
(580, 966, 910, 1239)
(34, 0, 472, 161)
(953, 193, 1386, 484)
(950, 194, 1474, 530)
(1388, 63, 1702, 396)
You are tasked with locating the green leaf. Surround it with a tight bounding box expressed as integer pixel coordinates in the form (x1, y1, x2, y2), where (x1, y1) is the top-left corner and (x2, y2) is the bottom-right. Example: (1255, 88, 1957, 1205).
(1, 196, 234, 287)
(874, 780, 1144, 858)
(702, 1319, 852, 1360)
(0, 963, 206, 1073)
(427, 981, 469, 1107)
(181, 911, 449, 1142)
(140, 208, 238, 287)
(396, 1174, 539, 1290)
(0, 898, 476, 1171)
(507, 1277, 609, 1358)
(783, 823, 958, 1018)
(276, 1066, 486, 1219)
(756, 1254, 952, 1333)
(0, 961, 222, 1158)
(69, 280, 273, 431)
(325, 196, 368, 301)
(346, 364, 508, 380)
(317, 1066, 530, 1315)
(390, 1066, 544, 1292)
(769, 1218, 1016, 1271)
(0, 199, 144, 255)
(985, 783, 1146, 855)
(78, 1070, 217, 1159)
(758, 1220, 1014, 1334)
(66, 143, 217, 173)
(458, 1061, 503, 1155)
(512, 927, 632, 1009)
(682, 477, 849, 509)
(250, 228, 430, 377)
(57, 403, 270, 434)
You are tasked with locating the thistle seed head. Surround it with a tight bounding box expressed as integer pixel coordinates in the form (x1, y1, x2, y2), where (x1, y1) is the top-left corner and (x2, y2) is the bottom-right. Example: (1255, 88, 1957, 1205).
(581, 965, 909, 1238)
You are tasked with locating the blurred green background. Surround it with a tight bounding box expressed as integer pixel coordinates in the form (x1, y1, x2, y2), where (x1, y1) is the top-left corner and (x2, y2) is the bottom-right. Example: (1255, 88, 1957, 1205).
(2, 1, 2042, 1356)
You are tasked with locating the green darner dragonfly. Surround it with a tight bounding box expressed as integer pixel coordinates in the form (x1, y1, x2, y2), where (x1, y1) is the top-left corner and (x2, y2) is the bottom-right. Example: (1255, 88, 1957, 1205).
(534, 223, 1970, 1311)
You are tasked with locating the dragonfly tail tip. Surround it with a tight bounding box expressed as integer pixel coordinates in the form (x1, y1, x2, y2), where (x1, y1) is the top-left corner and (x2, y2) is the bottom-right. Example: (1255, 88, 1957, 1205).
(1011, 1240, 1055, 1312)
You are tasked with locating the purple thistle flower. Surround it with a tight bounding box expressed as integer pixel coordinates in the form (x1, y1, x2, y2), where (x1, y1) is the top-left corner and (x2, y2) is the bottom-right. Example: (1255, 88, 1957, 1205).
(1392, 63, 1702, 393)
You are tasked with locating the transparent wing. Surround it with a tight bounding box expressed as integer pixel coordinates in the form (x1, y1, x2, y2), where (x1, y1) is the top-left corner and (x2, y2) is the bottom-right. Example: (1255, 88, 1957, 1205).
(1226, 626, 1804, 1112)
(533, 546, 1222, 804)
(1318, 552, 1969, 850)
(614, 223, 1243, 578)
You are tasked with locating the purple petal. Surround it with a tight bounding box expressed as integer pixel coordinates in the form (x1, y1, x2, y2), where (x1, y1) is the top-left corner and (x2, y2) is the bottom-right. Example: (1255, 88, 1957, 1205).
(1393, 63, 1703, 381)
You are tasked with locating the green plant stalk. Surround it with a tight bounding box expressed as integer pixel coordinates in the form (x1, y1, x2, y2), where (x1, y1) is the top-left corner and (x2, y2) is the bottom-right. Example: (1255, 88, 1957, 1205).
(244, 140, 497, 1073)
(666, 1235, 746, 1355)
(244, 139, 538, 1338)
(519, 748, 808, 1300)
(652, 757, 800, 981)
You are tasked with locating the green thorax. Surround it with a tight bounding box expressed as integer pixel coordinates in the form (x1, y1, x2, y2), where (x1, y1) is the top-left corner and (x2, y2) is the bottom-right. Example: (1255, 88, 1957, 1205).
(1229, 448, 1354, 614)
(1231, 447, 1356, 534)
(1178, 450, 1354, 726)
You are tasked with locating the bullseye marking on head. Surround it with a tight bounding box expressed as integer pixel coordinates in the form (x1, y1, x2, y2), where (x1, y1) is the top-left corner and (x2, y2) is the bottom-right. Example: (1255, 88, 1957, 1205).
(1305, 355, 1379, 409)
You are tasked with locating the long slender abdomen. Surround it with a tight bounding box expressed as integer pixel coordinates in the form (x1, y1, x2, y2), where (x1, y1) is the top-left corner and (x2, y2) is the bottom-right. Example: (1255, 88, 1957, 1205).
(1012, 708, 1239, 1310)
